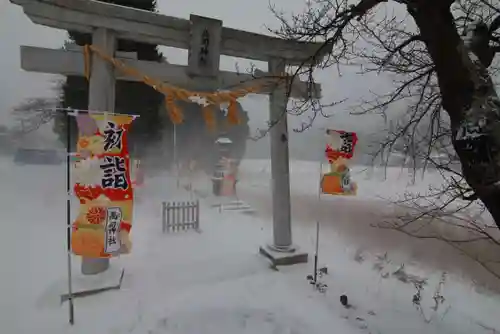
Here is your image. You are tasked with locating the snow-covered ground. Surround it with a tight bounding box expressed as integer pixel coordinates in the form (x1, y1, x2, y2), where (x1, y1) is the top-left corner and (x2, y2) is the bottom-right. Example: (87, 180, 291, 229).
(235, 160, 500, 289)
(1, 157, 500, 334)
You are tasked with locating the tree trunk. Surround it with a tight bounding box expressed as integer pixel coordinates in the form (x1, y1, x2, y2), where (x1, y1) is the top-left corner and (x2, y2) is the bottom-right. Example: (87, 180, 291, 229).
(409, 2, 500, 228)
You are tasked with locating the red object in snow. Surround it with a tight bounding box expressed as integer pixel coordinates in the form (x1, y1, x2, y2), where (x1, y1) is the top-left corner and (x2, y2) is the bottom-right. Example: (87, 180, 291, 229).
(325, 129, 358, 163)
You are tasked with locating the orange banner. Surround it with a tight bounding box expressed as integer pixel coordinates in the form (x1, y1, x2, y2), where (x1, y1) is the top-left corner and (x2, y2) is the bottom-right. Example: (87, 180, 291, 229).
(321, 129, 358, 196)
(71, 113, 136, 258)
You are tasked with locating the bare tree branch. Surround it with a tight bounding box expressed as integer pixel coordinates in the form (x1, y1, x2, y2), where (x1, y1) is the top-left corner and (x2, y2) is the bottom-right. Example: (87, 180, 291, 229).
(269, 0, 500, 281)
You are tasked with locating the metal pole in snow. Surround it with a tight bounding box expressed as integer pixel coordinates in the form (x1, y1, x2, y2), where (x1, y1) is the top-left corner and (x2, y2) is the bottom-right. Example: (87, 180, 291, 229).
(314, 131, 324, 283)
(314, 221, 320, 283)
(66, 112, 75, 325)
(173, 123, 179, 189)
(314, 161, 322, 283)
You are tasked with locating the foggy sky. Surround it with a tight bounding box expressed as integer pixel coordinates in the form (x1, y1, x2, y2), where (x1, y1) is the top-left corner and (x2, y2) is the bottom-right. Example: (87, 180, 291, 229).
(0, 0, 398, 136)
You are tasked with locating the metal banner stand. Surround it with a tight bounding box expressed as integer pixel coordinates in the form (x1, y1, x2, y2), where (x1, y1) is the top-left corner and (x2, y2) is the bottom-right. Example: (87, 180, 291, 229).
(65, 111, 75, 325)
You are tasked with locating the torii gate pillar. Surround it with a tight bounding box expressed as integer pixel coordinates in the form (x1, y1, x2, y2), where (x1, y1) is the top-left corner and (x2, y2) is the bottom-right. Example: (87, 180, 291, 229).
(81, 28, 116, 275)
(259, 58, 308, 266)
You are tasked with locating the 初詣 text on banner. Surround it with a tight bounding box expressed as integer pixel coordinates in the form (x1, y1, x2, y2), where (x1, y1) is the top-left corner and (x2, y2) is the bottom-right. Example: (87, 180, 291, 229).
(71, 113, 136, 258)
(321, 129, 358, 196)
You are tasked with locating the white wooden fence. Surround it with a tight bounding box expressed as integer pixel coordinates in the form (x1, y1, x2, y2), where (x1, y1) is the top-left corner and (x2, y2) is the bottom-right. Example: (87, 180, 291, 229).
(161, 200, 200, 233)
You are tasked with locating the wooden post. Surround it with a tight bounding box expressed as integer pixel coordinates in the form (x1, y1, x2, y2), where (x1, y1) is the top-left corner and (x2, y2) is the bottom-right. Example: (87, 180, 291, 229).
(81, 28, 116, 276)
(195, 200, 200, 230)
(162, 201, 166, 233)
(268, 58, 293, 251)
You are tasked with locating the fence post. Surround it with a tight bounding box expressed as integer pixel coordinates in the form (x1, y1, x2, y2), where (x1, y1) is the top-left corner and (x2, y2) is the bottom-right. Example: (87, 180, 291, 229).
(190, 201, 194, 229)
(172, 202, 176, 232)
(182, 201, 186, 231)
(168, 202, 172, 232)
(195, 200, 200, 230)
(161, 201, 166, 233)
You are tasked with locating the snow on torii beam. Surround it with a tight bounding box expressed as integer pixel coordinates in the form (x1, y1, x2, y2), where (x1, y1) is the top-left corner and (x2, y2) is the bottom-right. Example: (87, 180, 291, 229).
(20, 45, 322, 99)
(10, 0, 329, 66)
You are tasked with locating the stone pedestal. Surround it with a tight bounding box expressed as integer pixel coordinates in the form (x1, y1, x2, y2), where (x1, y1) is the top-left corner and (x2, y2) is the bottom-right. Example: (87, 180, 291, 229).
(259, 244, 308, 266)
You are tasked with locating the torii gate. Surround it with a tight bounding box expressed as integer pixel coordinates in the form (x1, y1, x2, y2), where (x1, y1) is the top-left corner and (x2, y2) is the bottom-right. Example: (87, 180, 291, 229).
(10, 0, 329, 276)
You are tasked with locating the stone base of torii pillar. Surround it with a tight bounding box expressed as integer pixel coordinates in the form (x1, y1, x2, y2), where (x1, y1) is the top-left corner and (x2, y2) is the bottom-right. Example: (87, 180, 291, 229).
(259, 245, 308, 267)
(81, 257, 111, 275)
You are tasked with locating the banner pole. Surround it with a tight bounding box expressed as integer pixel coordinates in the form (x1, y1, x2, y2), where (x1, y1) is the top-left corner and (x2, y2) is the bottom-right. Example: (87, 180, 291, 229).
(66, 112, 75, 325)
(314, 132, 323, 283)
(173, 123, 179, 189)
